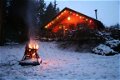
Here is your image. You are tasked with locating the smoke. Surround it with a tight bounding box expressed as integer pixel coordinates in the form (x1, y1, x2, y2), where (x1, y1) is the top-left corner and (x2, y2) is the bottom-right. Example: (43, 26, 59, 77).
(26, 0, 38, 41)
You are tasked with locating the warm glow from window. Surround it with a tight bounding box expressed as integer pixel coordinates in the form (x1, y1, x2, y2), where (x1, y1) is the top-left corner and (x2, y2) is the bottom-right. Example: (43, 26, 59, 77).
(67, 16, 71, 20)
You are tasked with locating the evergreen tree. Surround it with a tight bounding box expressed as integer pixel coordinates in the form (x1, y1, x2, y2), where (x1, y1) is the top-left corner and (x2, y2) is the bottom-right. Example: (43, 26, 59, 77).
(0, 0, 6, 45)
(38, 0, 59, 35)
(5, 0, 29, 42)
(45, 2, 54, 24)
(37, 0, 46, 26)
(44, 1, 59, 25)
(37, 0, 46, 16)
(53, 0, 59, 15)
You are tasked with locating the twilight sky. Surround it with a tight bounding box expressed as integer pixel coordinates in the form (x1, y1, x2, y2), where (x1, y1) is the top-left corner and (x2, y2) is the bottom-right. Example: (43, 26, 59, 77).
(45, 0, 120, 27)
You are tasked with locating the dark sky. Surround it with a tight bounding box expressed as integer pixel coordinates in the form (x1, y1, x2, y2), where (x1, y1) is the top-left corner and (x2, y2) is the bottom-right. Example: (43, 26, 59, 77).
(45, 0, 120, 26)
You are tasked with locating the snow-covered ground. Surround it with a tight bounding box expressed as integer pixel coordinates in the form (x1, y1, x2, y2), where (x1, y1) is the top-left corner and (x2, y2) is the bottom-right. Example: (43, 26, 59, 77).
(0, 42, 120, 80)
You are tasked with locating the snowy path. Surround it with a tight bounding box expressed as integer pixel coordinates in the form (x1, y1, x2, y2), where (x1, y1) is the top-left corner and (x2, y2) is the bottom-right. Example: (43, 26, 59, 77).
(0, 42, 120, 80)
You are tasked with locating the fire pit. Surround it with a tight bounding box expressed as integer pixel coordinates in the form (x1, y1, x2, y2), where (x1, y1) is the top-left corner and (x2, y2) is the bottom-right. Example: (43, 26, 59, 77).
(19, 42, 42, 66)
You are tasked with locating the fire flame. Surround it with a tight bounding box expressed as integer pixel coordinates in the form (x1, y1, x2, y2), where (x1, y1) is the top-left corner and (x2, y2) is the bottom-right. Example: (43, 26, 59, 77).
(28, 41, 39, 49)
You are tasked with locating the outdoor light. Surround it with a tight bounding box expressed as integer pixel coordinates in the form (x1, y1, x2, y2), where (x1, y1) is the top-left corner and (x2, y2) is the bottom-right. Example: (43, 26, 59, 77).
(76, 14, 79, 16)
(79, 16, 82, 19)
(70, 11, 72, 14)
(45, 26, 48, 29)
(51, 21, 54, 24)
(64, 10, 66, 13)
(89, 20, 92, 23)
(86, 19, 88, 21)
(61, 12, 64, 15)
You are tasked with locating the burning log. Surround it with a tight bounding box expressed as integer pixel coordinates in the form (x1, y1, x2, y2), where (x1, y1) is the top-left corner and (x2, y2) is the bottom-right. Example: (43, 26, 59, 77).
(19, 42, 42, 66)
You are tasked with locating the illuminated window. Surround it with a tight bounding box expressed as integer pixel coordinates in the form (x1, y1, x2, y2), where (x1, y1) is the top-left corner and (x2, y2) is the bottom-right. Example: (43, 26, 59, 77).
(67, 16, 71, 20)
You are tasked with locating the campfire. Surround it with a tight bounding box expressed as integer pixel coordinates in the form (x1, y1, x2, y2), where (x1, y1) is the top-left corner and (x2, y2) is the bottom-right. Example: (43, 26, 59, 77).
(19, 41, 42, 66)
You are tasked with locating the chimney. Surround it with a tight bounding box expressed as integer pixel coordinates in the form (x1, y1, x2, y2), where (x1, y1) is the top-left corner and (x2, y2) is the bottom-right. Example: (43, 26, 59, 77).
(94, 9, 98, 20)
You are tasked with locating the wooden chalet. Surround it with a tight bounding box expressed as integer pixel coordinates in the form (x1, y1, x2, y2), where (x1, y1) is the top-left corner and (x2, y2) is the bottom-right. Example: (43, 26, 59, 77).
(44, 7, 104, 39)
